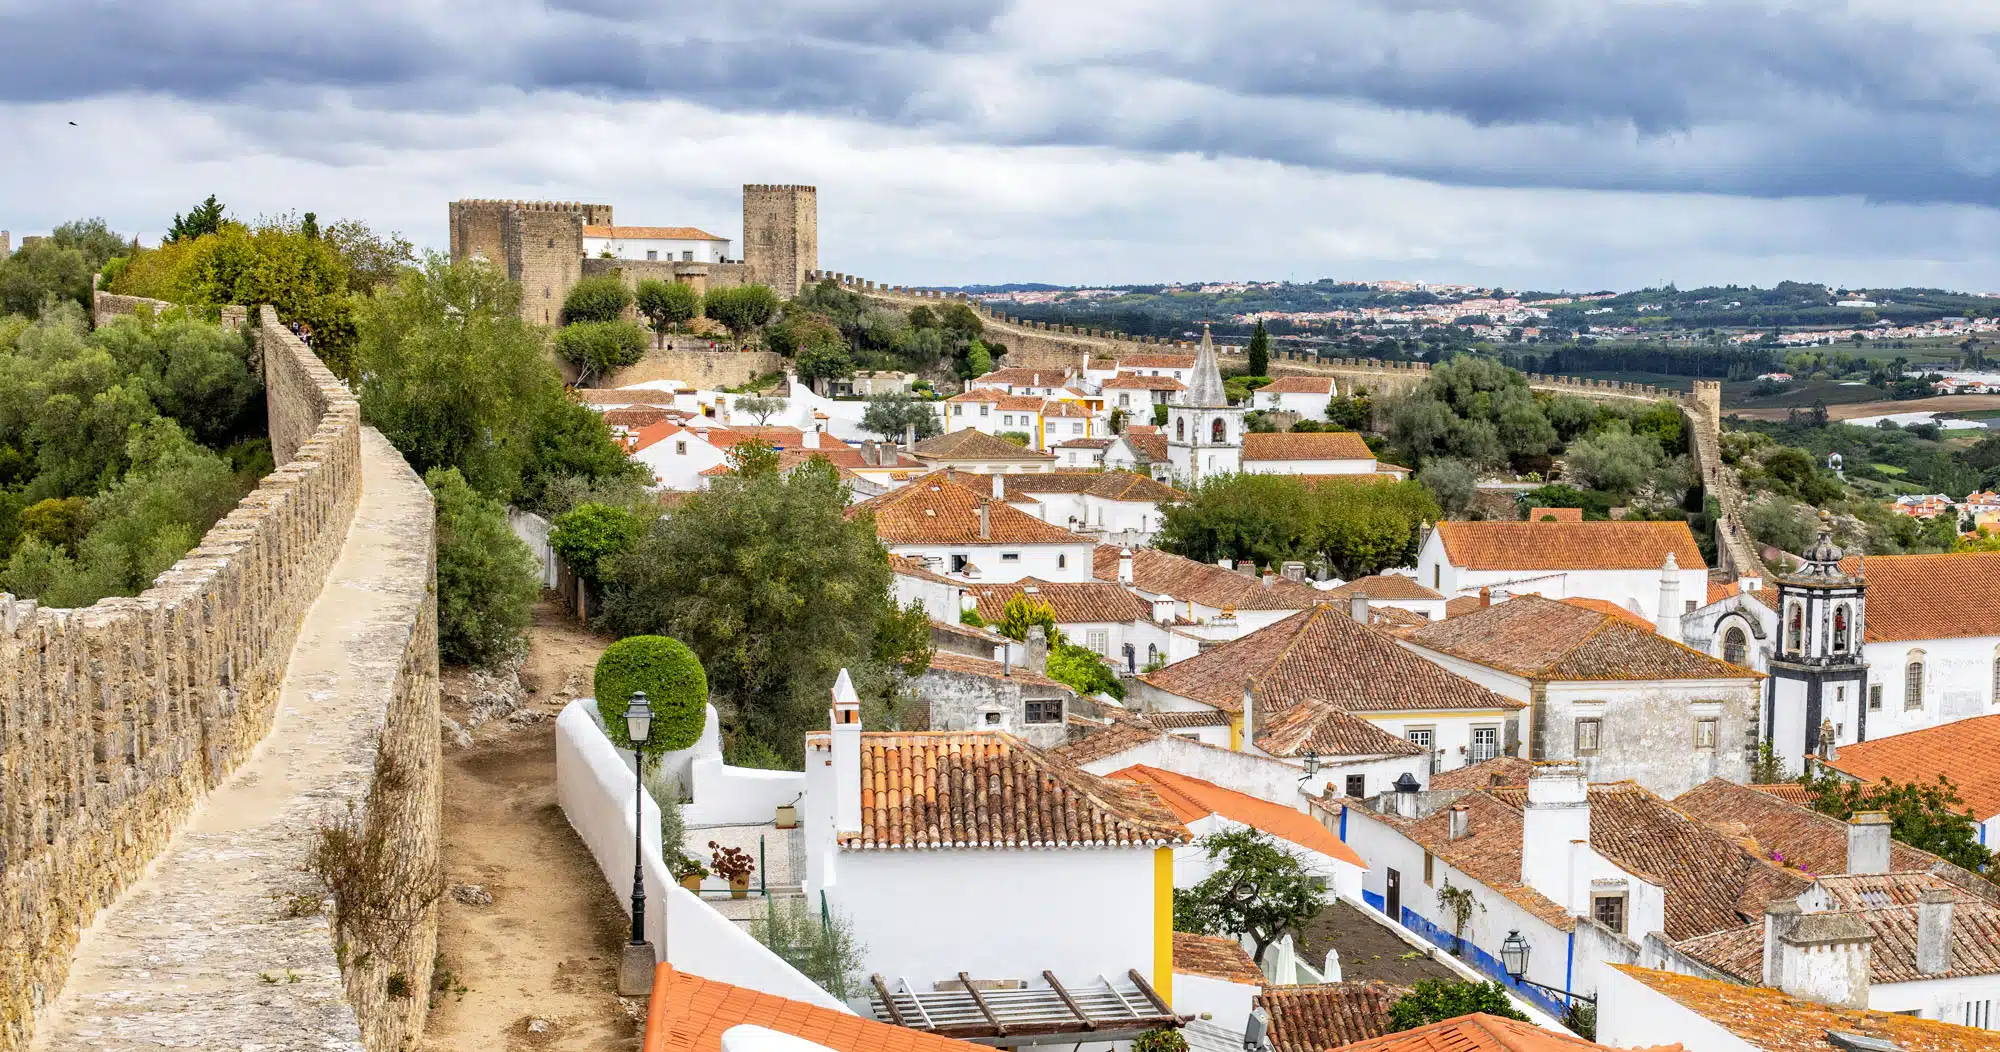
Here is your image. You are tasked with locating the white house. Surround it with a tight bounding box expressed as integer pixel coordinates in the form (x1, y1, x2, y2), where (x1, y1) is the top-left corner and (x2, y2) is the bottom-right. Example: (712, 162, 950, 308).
(1094, 546, 1326, 641)
(1825, 714, 2000, 851)
(854, 469, 1097, 583)
(909, 429, 1061, 474)
(1400, 593, 1764, 798)
(1108, 764, 1367, 904)
(1240, 432, 1386, 476)
(627, 419, 733, 490)
(1416, 520, 1710, 619)
(940, 391, 1099, 451)
(1166, 328, 1244, 484)
(582, 224, 732, 263)
(1002, 471, 1186, 548)
(964, 367, 1082, 398)
(802, 675, 1190, 1000)
(1599, 963, 2000, 1052)
(1113, 353, 1197, 384)
(1251, 376, 1338, 420)
(1103, 374, 1188, 412)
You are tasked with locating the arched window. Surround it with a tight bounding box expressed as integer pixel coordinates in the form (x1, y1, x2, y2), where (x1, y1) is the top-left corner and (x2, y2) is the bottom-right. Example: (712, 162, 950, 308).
(1175, 417, 1186, 441)
(1147, 643, 1159, 667)
(1722, 626, 1748, 668)
(1212, 418, 1227, 443)
(1785, 602, 1804, 656)
(1905, 651, 1927, 711)
(1832, 604, 1850, 653)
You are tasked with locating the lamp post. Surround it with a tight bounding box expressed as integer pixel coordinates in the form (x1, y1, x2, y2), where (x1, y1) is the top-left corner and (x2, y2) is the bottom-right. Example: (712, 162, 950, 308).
(624, 691, 653, 947)
(1498, 929, 1595, 1006)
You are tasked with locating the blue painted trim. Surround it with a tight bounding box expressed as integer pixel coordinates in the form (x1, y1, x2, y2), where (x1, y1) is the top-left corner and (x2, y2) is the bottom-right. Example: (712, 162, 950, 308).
(1392, 906, 1570, 1018)
(1564, 932, 1575, 1009)
(1363, 890, 1385, 912)
(1339, 805, 1349, 842)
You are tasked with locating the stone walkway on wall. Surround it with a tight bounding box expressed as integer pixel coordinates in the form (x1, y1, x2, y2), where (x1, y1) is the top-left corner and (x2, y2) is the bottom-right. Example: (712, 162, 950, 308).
(29, 430, 434, 1052)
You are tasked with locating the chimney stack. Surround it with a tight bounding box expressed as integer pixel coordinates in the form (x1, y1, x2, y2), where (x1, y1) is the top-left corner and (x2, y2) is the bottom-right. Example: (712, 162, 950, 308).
(1261, 571, 1275, 590)
(1521, 761, 1589, 912)
(1448, 805, 1470, 841)
(1118, 548, 1135, 585)
(1152, 597, 1174, 624)
(904, 422, 917, 449)
(1349, 593, 1371, 624)
(1655, 551, 1682, 641)
(1773, 913, 1875, 1009)
(804, 428, 821, 450)
(1218, 558, 1234, 570)
(1025, 626, 1049, 675)
(978, 502, 991, 540)
(1241, 677, 1257, 753)
(1847, 811, 1892, 875)
(1762, 901, 1802, 987)
(1917, 888, 1956, 976)
(992, 473, 1006, 500)
(1281, 561, 1306, 583)
(829, 669, 863, 836)
(1479, 586, 1492, 608)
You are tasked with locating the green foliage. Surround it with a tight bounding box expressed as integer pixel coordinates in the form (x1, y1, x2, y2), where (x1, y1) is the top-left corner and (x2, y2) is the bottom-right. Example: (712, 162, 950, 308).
(750, 896, 869, 1001)
(515, 396, 652, 515)
(1751, 740, 1792, 785)
(1132, 1030, 1189, 1052)
(1246, 320, 1270, 377)
(51, 217, 132, 269)
(1172, 828, 1324, 961)
(995, 430, 1030, 446)
(165, 194, 227, 243)
(1563, 422, 1660, 498)
(964, 339, 993, 378)
(596, 456, 916, 761)
(1326, 393, 1372, 431)
(737, 394, 788, 425)
(594, 635, 710, 757)
(18, 496, 89, 552)
(796, 340, 856, 385)
(1157, 473, 1437, 579)
(702, 285, 780, 345)
(561, 276, 633, 326)
(959, 607, 987, 628)
(1801, 771, 1992, 872)
(1418, 457, 1478, 518)
(1388, 981, 1527, 1032)
(0, 237, 95, 318)
(873, 600, 936, 679)
(995, 594, 1062, 644)
(1516, 484, 1607, 520)
(91, 315, 264, 446)
(635, 279, 701, 342)
(550, 501, 644, 585)
(1049, 642, 1124, 700)
(427, 467, 539, 668)
(553, 319, 647, 384)
(1152, 403, 1169, 427)
(860, 394, 942, 440)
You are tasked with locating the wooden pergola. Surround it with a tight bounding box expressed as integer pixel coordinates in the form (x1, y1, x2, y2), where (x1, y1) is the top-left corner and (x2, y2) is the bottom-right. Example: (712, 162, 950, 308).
(867, 970, 1187, 1047)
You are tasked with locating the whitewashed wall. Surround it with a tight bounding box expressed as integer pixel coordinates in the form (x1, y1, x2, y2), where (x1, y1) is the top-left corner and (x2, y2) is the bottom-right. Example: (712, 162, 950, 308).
(1597, 967, 1758, 1052)
(1174, 973, 1258, 1034)
(886, 541, 1097, 583)
(508, 508, 560, 588)
(1862, 636, 2000, 738)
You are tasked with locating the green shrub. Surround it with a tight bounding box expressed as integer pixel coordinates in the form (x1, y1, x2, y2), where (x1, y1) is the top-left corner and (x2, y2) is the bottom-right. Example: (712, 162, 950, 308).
(549, 501, 643, 584)
(553, 320, 647, 384)
(562, 276, 633, 325)
(595, 635, 710, 757)
(428, 467, 539, 667)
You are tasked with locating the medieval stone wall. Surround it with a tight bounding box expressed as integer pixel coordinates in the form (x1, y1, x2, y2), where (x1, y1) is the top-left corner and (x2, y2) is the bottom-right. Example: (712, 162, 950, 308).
(448, 200, 613, 326)
(90, 289, 178, 327)
(1, 307, 440, 1052)
(743, 184, 817, 298)
(579, 256, 753, 301)
(604, 346, 789, 389)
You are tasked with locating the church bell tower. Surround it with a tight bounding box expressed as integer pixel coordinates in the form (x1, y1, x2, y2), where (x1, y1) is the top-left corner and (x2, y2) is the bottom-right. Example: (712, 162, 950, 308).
(1166, 325, 1243, 484)
(1766, 514, 1868, 771)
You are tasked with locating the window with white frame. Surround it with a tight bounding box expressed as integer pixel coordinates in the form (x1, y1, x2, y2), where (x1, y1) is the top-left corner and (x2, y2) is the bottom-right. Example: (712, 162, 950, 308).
(1694, 718, 1718, 750)
(1087, 630, 1109, 655)
(1471, 726, 1499, 763)
(1575, 718, 1602, 754)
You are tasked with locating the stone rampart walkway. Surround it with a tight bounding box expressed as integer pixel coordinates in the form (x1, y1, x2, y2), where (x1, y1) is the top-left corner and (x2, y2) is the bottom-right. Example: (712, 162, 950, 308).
(30, 430, 434, 1052)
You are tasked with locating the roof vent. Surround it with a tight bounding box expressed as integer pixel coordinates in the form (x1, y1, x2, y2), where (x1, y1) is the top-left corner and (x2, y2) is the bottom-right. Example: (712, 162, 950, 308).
(1825, 1033, 1902, 1052)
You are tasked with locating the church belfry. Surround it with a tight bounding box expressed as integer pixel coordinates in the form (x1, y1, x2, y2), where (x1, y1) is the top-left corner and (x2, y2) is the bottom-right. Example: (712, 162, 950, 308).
(1766, 514, 1868, 770)
(1166, 325, 1243, 484)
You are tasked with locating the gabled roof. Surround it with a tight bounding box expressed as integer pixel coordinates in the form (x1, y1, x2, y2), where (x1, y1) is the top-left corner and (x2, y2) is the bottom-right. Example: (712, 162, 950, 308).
(1823, 713, 2000, 821)
(1103, 375, 1188, 391)
(1050, 711, 1166, 766)
(1004, 470, 1185, 502)
(1325, 1012, 1656, 1052)
(1171, 933, 1263, 984)
(1121, 426, 1168, 464)
(1107, 765, 1366, 867)
(1118, 354, 1196, 369)
(1673, 779, 1963, 879)
(1254, 701, 1428, 760)
(1140, 605, 1524, 715)
(830, 731, 1190, 850)
(852, 470, 1082, 545)
(967, 579, 1150, 624)
(1257, 376, 1337, 394)
(912, 428, 1057, 461)
(642, 964, 980, 1052)
(1241, 432, 1374, 462)
(584, 224, 728, 241)
(1092, 545, 1324, 612)
(924, 650, 1070, 691)
(1610, 965, 2000, 1052)
(1433, 520, 1706, 572)
(1428, 756, 1534, 791)
(890, 553, 962, 586)
(1557, 596, 1654, 628)
(1674, 882, 2000, 986)
(971, 367, 1073, 387)
(1326, 575, 1444, 602)
(1405, 594, 1761, 682)
(1256, 982, 1402, 1052)
(1838, 552, 2000, 642)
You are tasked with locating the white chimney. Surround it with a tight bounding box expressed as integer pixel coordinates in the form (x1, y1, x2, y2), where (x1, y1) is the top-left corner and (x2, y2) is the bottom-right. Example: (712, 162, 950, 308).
(1349, 593, 1370, 624)
(1261, 571, 1276, 590)
(1218, 558, 1234, 570)
(992, 473, 1006, 500)
(1917, 888, 1955, 976)
(1151, 597, 1174, 624)
(1655, 551, 1682, 640)
(978, 502, 991, 540)
(904, 422, 916, 449)
(804, 428, 821, 450)
(1762, 902, 1802, 987)
(1773, 913, 1874, 1009)
(1521, 761, 1590, 912)
(1240, 677, 1256, 753)
(1118, 547, 1135, 585)
(1448, 805, 1470, 841)
(1847, 811, 1891, 875)
(1025, 626, 1049, 674)
(829, 669, 863, 836)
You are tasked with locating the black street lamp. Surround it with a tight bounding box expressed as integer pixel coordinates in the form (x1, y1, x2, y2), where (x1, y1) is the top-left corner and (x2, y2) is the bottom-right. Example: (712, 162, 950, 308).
(1499, 929, 1595, 1005)
(625, 690, 653, 946)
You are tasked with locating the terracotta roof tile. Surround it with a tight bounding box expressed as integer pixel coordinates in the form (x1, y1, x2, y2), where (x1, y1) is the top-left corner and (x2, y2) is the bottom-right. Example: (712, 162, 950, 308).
(1427, 756, 1534, 792)
(1838, 552, 2000, 641)
(1120, 427, 1168, 464)
(852, 469, 1082, 545)
(1092, 546, 1325, 612)
(1109, 765, 1366, 867)
(1257, 376, 1337, 394)
(584, 224, 728, 241)
(1254, 701, 1428, 760)
(1242, 432, 1374, 462)
(1673, 779, 1959, 881)
(1140, 606, 1524, 715)
(970, 368, 1074, 388)
(1326, 575, 1444, 602)
(1118, 354, 1197, 368)
(930, 617, 1010, 648)
(1257, 982, 1403, 1052)
(925, 650, 1069, 691)
(644, 964, 981, 1052)
(1435, 520, 1706, 572)
(1612, 964, 2000, 1051)
(1377, 792, 1574, 931)
(1103, 375, 1188, 391)
(1557, 597, 1654, 628)
(967, 579, 1150, 624)
(1524, 507, 1584, 522)
(830, 730, 1189, 850)
(912, 429, 1057, 461)
(1050, 712, 1164, 766)
(891, 553, 961, 586)
(1443, 595, 1487, 619)
(1145, 709, 1231, 729)
(1824, 713, 2000, 820)
(1006, 471, 1185, 502)
(1405, 594, 1761, 682)
(1172, 933, 1264, 984)
(1325, 1012, 1652, 1052)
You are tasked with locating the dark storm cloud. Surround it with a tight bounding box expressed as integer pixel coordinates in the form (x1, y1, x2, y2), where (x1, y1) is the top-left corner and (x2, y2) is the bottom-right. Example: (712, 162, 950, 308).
(7, 0, 2000, 207)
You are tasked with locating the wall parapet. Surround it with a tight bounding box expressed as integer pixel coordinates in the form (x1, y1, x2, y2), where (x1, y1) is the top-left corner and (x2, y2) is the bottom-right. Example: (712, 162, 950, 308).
(1, 306, 365, 1051)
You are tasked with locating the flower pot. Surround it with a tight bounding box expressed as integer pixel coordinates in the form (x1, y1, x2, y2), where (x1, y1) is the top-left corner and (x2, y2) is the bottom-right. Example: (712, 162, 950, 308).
(729, 876, 750, 900)
(775, 804, 798, 829)
(680, 875, 703, 892)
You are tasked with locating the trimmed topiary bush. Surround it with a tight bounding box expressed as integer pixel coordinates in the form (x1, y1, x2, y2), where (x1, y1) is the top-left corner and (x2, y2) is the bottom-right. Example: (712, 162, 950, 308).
(594, 635, 709, 758)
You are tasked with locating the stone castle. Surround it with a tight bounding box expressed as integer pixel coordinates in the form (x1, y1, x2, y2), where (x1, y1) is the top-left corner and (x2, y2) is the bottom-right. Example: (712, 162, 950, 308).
(447, 184, 818, 324)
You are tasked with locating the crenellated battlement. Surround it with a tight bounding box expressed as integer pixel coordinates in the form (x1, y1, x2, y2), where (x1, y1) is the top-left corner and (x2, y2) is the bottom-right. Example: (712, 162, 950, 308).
(743, 183, 818, 193)
(449, 198, 613, 213)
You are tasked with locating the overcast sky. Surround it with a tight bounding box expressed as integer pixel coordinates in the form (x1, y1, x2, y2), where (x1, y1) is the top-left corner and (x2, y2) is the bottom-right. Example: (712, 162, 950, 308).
(6, 0, 2000, 292)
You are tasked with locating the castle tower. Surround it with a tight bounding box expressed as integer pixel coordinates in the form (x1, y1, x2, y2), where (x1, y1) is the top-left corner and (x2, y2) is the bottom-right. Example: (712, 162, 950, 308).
(1766, 514, 1868, 770)
(742, 184, 818, 299)
(1166, 325, 1243, 484)
(447, 199, 613, 325)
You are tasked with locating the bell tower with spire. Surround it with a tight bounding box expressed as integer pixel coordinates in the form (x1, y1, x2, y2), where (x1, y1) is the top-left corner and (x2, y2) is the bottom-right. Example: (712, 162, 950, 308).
(1766, 513, 1868, 771)
(1166, 324, 1243, 484)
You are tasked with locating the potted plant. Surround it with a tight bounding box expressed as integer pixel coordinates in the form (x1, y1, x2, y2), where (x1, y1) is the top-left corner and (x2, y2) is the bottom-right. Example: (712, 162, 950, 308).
(710, 841, 756, 899)
(670, 854, 708, 892)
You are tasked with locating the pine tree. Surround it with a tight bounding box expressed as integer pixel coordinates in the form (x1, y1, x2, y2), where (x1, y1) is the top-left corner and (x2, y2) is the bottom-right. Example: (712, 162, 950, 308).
(1247, 320, 1270, 377)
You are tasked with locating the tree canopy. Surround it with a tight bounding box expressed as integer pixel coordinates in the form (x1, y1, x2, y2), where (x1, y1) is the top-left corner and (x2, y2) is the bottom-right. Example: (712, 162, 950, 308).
(1387, 981, 1527, 1032)
(1157, 473, 1438, 578)
(860, 394, 943, 441)
(1171, 828, 1323, 961)
(1801, 771, 1992, 872)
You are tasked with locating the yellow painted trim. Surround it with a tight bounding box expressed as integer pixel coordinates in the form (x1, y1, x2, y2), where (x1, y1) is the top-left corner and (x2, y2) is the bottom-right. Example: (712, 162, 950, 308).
(1229, 716, 1243, 751)
(1154, 846, 1174, 1006)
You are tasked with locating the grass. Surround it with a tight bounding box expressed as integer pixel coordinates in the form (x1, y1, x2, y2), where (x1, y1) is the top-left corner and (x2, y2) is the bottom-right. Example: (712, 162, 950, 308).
(1727, 379, 1890, 411)
(1946, 408, 2000, 421)
(1871, 463, 1908, 476)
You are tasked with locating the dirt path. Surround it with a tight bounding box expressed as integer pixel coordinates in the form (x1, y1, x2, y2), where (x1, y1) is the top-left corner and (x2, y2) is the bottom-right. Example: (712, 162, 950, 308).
(422, 602, 636, 1052)
(1730, 393, 2000, 421)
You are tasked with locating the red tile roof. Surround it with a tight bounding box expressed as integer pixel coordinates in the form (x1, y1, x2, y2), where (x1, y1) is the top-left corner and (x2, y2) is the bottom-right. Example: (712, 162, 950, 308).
(1118, 354, 1196, 368)
(1611, 964, 2000, 1052)
(1004, 471, 1185, 502)
(1326, 575, 1444, 602)
(1141, 605, 1524, 715)
(1242, 432, 1374, 462)
(1108, 765, 1366, 867)
(1523, 507, 1584, 523)
(1405, 594, 1761, 682)
(1427, 756, 1534, 791)
(1172, 932, 1264, 984)
(1825, 713, 2000, 820)
(1050, 711, 1166, 766)
(584, 224, 728, 241)
(1557, 597, 1654, 628)
(1434, 520, 1707, 571)
(1325, 1012, 1657, 1052)
(912, 429, 1057, 461)
(824, 731, 1190, 850)
(967, 579, 1150, 624)
(1254, 701, 1428, 760)
(1258, 376, 1337, 394)
(1676, 883, 2000, 985)
(971, 367, 1074, 388)
(925, 650, 1069, 691)
(1838, 552, 2000, 641)
(852, 470, 1082, 545)
(1673, 779, 1959, 880)
(643, 964, 979, 1052)
(1092, 545, 1325, 612)
(1257, 982, 1403, 1052)
(1103, 375, 1189, 391)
